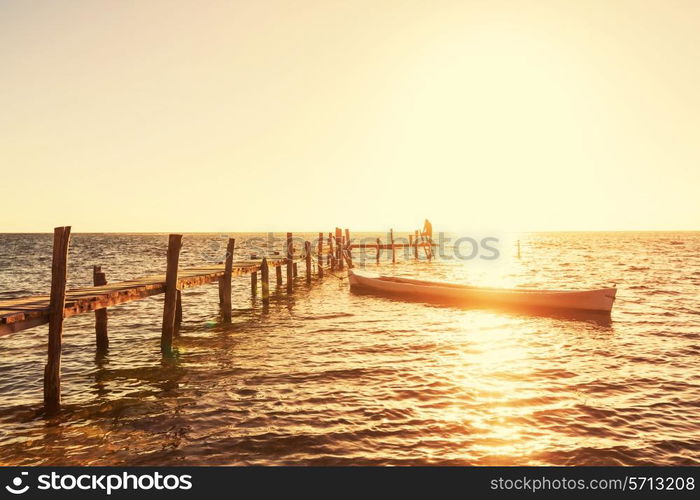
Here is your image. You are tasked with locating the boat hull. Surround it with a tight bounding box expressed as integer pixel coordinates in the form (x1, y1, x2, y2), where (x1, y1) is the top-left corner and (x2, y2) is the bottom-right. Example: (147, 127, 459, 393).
(348, 270, 616, 314)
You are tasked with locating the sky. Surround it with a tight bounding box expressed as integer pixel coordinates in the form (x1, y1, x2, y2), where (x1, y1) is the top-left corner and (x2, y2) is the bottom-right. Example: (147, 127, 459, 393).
(1, 0, 698, 232)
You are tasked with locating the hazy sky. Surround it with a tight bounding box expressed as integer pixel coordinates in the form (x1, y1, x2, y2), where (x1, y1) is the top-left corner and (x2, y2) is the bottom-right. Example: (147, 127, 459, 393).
(1, 0, 698, 232)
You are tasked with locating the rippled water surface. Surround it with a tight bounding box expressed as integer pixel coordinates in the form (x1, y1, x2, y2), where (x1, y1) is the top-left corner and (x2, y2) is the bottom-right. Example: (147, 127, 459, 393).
(0, 232, 699, 465)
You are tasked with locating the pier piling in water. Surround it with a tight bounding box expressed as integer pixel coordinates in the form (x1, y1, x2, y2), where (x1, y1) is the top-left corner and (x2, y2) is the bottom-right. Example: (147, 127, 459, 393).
(43, 226, 71, 414)
(343, 229, 353, 268)
(335, 228, 343, 270)
(329, 232, 336, 270)
(261, 257, 270, 305)
(326, 232, 333, 269)
(317, 233, 324, 278)
(276, 265, 283, 287)
(305, 241, 312, 283)
(222, 238, 235, 322)
(286, 232, 294, 293)
(161, 234, 182, 354)
(93, 265, 108, 351)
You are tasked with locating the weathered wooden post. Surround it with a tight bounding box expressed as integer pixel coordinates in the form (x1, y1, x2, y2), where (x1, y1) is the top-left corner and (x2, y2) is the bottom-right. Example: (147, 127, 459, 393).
(336, 228, 343, 270)
(276, 264, 283, 287)
(408, 234, 414, 261)
(251, 271, 258, 297)
(44, 226, 71, 414)
(305, 241, 312, 283)
(261, 257, 270, 305)
(341, 235, 345, 267)
(326, 232, 332, 268)
(161, 234, 182, 354)
(344, 228, 353, 268)
(390, 228, 396, 264)
(328, 232, 336, 270)
(222, 238, 235, 322)
(93, 265, 108, 351)
(293, 262, 298, 278)
(376, 238, 381, 264)
(317, 232, 324, 278)
(286, 232, 294, 293)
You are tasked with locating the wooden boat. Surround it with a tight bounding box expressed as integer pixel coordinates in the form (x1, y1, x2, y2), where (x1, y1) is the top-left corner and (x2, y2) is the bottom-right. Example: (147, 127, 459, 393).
(348, 270, 616, 314)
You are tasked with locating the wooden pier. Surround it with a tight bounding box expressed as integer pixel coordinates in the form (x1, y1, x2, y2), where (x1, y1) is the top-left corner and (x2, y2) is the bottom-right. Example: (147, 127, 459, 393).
(0, 255, 289, 336)
(0, 226, 436, 413)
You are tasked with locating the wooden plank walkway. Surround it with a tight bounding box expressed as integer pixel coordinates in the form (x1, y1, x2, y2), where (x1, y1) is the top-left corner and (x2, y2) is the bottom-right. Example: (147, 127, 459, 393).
(0, 258, 288, 337)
